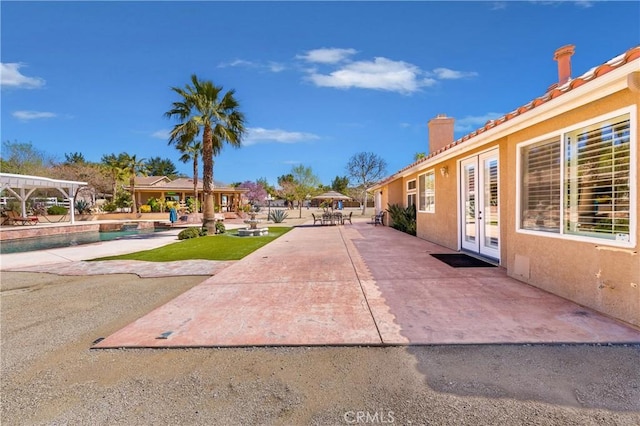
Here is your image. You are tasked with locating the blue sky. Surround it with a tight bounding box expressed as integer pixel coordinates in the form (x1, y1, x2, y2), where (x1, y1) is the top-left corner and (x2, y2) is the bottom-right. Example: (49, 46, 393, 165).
(2, 1, 639, 187)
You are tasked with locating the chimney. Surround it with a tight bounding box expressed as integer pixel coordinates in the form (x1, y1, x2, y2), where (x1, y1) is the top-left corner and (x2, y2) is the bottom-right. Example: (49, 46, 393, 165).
(554, 44, 575, 86)
(428, 114, 455, 154)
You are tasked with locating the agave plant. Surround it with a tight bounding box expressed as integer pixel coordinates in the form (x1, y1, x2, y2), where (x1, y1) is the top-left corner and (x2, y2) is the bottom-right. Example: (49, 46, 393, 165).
(268, 209, 288, 223)
(74, 199, 92, 214)
(386, 203, 416, 236)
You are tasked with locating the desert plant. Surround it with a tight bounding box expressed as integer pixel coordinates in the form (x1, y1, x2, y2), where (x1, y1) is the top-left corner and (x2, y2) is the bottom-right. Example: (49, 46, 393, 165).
(75, 199, 91, 214)
(215, 221, 225, 234)
(387, 203, 416, 236)
(268, 209, 288, 223)
(178, 227, 202, 240)
(47, 205, 68, 215)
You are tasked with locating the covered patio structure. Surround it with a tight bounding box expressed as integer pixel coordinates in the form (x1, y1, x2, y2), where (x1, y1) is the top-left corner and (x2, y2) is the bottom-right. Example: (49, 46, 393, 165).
(0, 173, 88, 224)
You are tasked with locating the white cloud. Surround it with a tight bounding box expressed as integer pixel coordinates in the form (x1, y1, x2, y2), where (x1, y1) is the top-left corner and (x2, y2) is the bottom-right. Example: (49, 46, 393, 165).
(529, 1, 593, 8)
(217, 59, 285, 73)
(432, 67, 478, 80)
(491, 2, 508, 10)
(244, 127, 320, 146)
(1, 63, 45, 89)
(268, 62, 286, 72)
(454, 112, 505, 133)
(297, 48, 358, 64)
(308, 57, 436, 94)
(151, 129, 171, 139)
(12, 110, 56, 121)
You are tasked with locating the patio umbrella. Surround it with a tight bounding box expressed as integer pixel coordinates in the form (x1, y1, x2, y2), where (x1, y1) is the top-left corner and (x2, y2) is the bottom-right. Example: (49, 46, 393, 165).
(312, 191, 351, 210)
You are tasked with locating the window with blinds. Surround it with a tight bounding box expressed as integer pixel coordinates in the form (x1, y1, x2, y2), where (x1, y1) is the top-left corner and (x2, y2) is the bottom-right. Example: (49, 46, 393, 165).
(418, 171, 435, 213)
(565, 116, 630, 240)
(521, 138, 561, 232)
(518, 112, 632, 244)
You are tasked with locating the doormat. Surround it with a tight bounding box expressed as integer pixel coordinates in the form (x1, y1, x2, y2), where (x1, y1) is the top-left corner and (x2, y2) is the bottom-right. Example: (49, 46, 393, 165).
(430, 253, 497, 268)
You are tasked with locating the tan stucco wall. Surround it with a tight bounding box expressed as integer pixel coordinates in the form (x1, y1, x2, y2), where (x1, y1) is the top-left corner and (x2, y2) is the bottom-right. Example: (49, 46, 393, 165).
(502, 89, 640, 327)
(386, 87, 639, 327)
(414, 160, 459, 249)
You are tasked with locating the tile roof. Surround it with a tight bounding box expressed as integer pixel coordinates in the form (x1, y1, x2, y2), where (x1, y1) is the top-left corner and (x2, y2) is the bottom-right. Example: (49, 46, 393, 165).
(379, 45, 640, 186)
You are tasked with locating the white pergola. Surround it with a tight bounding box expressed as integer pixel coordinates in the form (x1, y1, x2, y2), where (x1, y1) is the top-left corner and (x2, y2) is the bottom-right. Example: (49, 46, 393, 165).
(0, 173, 88, 224)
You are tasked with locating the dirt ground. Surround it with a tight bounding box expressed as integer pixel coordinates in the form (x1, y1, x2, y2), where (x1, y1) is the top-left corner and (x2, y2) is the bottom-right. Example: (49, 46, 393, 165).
(1, 271, 639, 425)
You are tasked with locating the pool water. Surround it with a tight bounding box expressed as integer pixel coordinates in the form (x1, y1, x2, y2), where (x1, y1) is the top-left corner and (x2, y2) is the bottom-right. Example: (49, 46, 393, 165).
(0, 228, 166, 254)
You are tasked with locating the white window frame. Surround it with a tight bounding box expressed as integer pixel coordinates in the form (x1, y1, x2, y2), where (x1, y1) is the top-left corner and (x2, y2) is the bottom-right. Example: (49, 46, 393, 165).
(406, 179, 416, 208)
(516, 106, 636, 248)
(418, 170, 435, 213)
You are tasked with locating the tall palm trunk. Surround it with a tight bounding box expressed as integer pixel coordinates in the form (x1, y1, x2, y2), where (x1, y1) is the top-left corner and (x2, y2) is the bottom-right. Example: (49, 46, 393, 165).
(130, 176, 137, 214)
(202, 125, 216, 233)
(192, 154, 198, 211)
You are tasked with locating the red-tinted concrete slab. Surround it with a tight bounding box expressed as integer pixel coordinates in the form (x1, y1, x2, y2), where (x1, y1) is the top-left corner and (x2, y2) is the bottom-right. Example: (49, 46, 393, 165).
(95, 222, 640, 348)
(95, 225, 383, 348)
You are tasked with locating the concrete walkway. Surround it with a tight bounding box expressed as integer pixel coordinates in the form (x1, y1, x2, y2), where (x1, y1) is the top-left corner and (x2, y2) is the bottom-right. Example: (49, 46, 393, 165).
(81, 222, 640, 348)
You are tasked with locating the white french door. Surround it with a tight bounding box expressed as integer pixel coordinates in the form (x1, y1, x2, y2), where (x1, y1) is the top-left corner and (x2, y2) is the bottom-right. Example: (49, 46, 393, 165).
(460, 149, 500, 260)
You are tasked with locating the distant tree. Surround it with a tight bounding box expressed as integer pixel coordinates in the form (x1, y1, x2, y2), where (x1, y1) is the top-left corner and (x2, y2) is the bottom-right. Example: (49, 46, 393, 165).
(0, 140, 54, 176)
(256, 177, 276, 197)
(64, 152, 86, 165)
(290, 165, 320, 218)
(277, 174, 296, 208)
(165, 74, 246, 235)
(346, 152, 387, 215)
(101, 153, 128, 201)
(145, 156, 179, 178)
(121, 153, 147, 214)
(239, 181, 267, 206)
(177, 140, 202, 205)
(331, 175, 350, 194)
(414, 152, 426, 162)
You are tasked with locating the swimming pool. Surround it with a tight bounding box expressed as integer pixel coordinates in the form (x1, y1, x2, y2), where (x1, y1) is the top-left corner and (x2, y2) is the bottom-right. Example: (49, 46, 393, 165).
(0, 228, 167, 254)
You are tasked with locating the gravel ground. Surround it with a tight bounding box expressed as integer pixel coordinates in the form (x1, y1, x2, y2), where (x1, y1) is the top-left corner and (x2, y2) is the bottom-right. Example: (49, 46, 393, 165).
(1, 271, 639, 425)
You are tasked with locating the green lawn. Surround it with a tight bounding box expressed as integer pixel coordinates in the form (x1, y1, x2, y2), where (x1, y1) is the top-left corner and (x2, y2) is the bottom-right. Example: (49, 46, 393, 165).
(91, 227, 292, 262)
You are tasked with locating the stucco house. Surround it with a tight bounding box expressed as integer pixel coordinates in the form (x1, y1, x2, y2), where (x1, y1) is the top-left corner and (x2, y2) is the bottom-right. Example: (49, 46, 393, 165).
(370, 45, 640, 328)
(133, 176, 248, 212)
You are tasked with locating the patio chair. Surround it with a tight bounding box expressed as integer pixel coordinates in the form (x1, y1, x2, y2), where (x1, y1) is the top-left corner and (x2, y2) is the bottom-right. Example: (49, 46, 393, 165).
(372, 211, 384, 226)
(311, 213, 323, 225)
(5, 210, 39, 225)
(342, 211, 353, 225)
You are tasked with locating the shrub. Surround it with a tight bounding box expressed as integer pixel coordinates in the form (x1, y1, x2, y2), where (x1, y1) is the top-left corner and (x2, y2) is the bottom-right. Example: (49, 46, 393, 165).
(102, 202, 117, 213)
(139, 204, 152, 213)
(186, 197, 199, 213)
(178, 227, 201, 240)
(215, 221, 226, 234)
(75, 200, 91, 214)
(47, 205, 68, 215)
(268, 209, 288, 223)
(147, 197, 161, 212)
(387, 203, 416, 236)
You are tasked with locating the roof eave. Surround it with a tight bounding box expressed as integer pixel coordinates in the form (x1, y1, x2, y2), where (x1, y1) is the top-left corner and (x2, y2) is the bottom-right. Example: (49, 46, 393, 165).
(371, 58, 639, 190)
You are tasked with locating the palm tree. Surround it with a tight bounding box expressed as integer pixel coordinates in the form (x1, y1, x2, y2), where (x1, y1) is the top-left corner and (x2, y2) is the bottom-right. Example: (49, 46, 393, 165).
(177, 139, 202, 210)
(121, 153, 147, 214)
(101, 153, 127, 202)
(165, 74, 246, 234)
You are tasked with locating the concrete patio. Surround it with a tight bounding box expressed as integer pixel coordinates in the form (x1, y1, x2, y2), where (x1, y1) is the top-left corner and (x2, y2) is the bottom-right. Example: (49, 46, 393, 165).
(74, 221, 640, 348)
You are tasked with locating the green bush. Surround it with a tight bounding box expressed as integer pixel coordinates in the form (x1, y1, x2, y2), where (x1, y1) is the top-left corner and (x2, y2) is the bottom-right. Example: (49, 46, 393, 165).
(47, 205, 68, 215)
(178, 227, 201, 240)
(102, 202, 117, 213)
(268, 209, 288, 223)
(75, 200, 91, 214)
(387, 203, 416, 236)
(215, 221, 226, 234)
